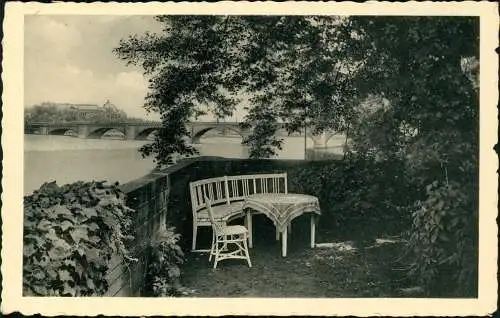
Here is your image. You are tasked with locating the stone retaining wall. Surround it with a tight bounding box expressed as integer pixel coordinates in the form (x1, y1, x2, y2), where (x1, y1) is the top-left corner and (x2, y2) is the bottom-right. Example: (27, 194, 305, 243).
(103, 159, 197, 296)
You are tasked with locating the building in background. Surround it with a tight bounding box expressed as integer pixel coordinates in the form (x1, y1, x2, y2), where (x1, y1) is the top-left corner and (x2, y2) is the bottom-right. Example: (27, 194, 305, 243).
(25, 100, 128, 123)
(69, 103, 104, 121)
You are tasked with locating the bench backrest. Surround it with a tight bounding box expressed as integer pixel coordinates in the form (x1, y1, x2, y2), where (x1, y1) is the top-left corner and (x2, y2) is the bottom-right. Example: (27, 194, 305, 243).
(189, 173, 288, 215)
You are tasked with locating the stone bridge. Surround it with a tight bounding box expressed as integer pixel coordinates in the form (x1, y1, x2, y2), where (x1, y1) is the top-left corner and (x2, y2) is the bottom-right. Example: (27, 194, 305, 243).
(25, 121, 339, 148)
(189, 121, 338, 149)
(25, 121, 163, 140)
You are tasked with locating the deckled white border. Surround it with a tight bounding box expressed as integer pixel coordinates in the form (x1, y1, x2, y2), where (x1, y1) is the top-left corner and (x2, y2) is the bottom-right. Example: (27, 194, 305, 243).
(2, 1, 498, 316)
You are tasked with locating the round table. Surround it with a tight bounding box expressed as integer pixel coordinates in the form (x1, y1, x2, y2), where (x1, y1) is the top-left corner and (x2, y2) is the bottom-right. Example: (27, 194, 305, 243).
(243, 193, 321, 257)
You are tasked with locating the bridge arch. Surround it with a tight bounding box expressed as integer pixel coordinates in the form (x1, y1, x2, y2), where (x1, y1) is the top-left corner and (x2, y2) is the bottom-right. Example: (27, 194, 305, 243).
(191, 126, 245, 144)
(48, 128, 78, 136)
(134, 127, 159, 140)
(87, 127, 126, 139)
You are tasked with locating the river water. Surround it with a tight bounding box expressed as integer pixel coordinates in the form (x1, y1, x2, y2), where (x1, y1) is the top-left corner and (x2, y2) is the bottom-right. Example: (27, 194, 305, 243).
(24, 134, 344, 195)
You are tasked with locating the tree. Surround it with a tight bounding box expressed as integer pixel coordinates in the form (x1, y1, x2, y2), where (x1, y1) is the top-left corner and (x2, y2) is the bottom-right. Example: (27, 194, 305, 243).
(342, 16, 479, 295)
(114, 16, 358, 165)
(345, 17, 478, 168)
(115, 15, 480, 295)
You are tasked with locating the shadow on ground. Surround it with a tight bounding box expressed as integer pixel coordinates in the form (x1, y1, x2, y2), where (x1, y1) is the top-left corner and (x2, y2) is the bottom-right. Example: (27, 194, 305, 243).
(181, 215, 421, 297)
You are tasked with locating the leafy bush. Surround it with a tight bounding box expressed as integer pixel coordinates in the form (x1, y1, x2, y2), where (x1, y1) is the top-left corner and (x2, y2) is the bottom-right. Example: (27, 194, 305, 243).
(143, 227, 191, 296)
(165, 157, 477, 297)
(406, 181, 478, 296)
(23, 181, 136, 296)
(287, 156, 413, 236)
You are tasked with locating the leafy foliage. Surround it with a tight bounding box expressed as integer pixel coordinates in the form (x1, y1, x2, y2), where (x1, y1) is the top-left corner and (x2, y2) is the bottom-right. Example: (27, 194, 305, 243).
(143, 227, 191, 296)
(114, 16, 356, 164)
(114, 16, 480, 296)
(288, 157, 413, 237)
(341, 17, 479, 296)
(23, 181, 136, 296)
(406, 181, 478, 297)
(344, 17, 479, 163)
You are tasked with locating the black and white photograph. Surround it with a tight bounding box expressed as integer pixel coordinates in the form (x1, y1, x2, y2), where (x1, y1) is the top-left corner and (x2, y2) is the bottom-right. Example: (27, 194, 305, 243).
(1, 2, 498, 316)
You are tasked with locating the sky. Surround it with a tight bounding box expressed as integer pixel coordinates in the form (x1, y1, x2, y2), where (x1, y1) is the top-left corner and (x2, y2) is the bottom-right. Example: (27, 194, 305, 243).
(24, 15, 164, 119)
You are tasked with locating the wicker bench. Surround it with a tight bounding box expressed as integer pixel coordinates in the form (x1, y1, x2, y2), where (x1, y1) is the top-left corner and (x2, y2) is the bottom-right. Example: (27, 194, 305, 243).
(189, 173, 288, 251)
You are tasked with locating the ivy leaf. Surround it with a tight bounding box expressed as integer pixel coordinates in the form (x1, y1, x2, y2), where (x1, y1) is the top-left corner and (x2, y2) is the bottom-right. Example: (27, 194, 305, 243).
(87, 222, 100, 232)
(50, 205, 75, 220)
(47, 268, 58, 279)
(37, 219, 52, 231)
(99, 196, 120, 206)
(23, 243, 37, 257)
(58, 220, 73, 232)
(70, 226, 89, 244)
(48, 288, 60, 296)
(33, 269, 46, 280)
(81, 208, 98, 219)
(86, 278, 95, 290)
(24, 219, 38, 229)
(86, 247, 101, 263)
(36, 255, 51, 267)
(76, 246, 86, 257)
(32, 284, 48, 295)
(58, 269, 73, 282)
(102, 215, 119, 229)
(46, 228, 61, 242)
(88, 236, 101, 244)
(47, 238, 72, 260)
(62, 282, 76, 296)
(24, 234, 45, 246)
(63, 258, 77, 268)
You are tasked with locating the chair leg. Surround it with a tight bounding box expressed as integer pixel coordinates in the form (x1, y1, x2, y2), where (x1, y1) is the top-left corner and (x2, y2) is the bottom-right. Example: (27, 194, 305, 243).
(243, 234, 252, 268)
(192, 225, 198, 251)
(213, 239, 219, 270)
(209, 230, 215, 262)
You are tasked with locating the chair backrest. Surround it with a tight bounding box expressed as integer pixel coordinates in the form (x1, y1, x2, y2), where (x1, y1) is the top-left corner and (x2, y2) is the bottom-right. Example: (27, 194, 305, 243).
(204, 196, 222, 233)
(190, 177, 229, 214)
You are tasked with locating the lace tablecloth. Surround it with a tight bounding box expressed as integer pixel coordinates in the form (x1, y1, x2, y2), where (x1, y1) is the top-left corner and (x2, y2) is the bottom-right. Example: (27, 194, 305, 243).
(243, 193, 321, 233)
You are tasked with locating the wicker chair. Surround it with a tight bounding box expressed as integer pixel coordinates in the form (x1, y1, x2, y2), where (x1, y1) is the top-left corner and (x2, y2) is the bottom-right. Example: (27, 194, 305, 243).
(205, 196, 252, 269)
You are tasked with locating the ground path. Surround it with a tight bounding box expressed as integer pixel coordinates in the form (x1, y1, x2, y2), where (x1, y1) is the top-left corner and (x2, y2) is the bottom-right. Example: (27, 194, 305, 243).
(181, 217, 421, 297)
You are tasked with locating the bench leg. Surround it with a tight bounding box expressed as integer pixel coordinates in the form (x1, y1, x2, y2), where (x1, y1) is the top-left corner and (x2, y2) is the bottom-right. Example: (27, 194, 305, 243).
(246, 211, 253, 248)
(310, 214, 316, 248)
(282, 227, 287, 257)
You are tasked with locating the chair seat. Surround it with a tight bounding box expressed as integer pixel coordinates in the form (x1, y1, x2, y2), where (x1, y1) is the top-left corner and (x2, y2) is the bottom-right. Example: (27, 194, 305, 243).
(218, 225, 248, 236)
(197, 201, 245, 223)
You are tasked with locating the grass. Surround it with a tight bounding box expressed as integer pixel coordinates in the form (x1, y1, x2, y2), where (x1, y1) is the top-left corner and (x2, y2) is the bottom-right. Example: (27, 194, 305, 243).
(181, 215, 422, 298)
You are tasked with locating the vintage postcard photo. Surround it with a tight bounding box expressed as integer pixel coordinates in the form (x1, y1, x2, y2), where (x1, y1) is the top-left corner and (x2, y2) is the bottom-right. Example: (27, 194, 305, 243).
(2, 1, 498, 316)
